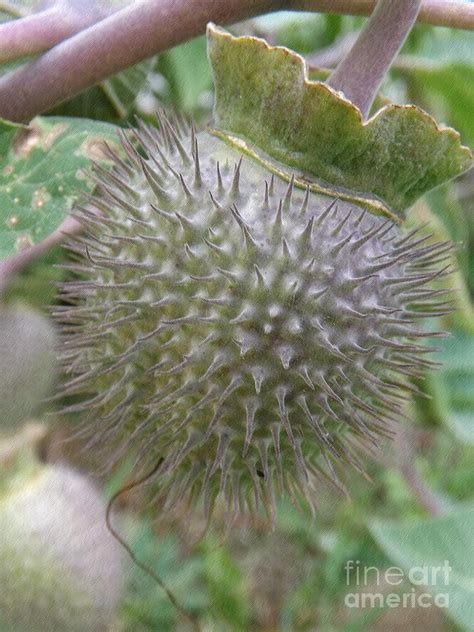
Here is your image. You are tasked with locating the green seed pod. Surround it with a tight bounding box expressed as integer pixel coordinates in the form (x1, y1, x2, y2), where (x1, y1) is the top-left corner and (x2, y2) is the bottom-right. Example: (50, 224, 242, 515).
(0, 304, 56, 426)
(56, 27, 471, 523)
(0, 462, 126, 632)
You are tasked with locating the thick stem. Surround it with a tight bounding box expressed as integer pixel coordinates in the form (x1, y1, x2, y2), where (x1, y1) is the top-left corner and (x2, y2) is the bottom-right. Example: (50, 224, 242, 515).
(294, 0, 474, 30)
(0, 1, 109, 63)
(0, 0, 282, 123)
(327, 0, 423, 118)
(0, 0, 472, 123)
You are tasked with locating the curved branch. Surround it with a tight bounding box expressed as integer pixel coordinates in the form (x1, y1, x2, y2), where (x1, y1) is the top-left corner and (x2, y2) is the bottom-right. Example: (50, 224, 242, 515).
(0, 0, 282, 123)
(294, 0, 474, 30)
(0, 214, 82, 296)
(0, 0, 473, 123)
(0, 1, 110, 63)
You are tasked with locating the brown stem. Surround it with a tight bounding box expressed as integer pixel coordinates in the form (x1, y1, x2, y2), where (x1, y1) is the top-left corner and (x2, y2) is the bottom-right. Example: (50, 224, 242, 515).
(327, 0, 423, 118)
(0, 0, 473, 123)
(294, 0, 474, 30)
(0, 0, 282, 123)
(0, 214, 82, 297)
(0, 1, 111, 63)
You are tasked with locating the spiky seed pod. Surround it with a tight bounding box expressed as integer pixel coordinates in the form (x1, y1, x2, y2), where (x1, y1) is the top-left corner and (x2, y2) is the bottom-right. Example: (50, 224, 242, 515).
(0, 304, 57, 426)
(55, 115, 453, 523)
(0, 463, 126, 632)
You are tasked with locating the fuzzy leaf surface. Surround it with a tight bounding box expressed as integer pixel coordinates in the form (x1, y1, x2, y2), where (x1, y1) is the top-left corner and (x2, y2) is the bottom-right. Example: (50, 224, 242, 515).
(208, 24, 472, 217)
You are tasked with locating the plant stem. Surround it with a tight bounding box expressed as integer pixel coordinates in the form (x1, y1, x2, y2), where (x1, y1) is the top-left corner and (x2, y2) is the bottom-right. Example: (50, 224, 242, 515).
(0, 0, 472, 123)
(294, 0, 474, 30)
(327, 0, 423, 118)
(0, 1, 109, 63)
(307, 32, 358, 69)
(0, 214, 82, 296)
(0, 0, 281, 123)
(394, 426, 444, 516)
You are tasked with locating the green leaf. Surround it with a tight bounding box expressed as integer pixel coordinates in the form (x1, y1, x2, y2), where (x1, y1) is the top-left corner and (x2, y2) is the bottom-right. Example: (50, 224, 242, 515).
(0, 116, 25, 136)
(120, 523, 206, 632)
(159, 36, 212, 113)
(408, 199, 474, 333)
(397, 62, 474, 149)
(426, 185, 470, 276)
(256, 12, 345, 56)
(393, 30, 474, 146)
(0, 115, 121, 259)
(448, 411, 474, 445)
(369, 505, 474, 632)
(207, 24, 472, 218)
(435, 330, 474, 444)
(202, 539, 250, 629)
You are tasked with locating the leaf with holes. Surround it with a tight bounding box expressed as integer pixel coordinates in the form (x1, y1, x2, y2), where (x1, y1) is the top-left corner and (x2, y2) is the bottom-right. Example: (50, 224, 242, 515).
(0, 115, 121, 260)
